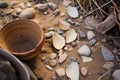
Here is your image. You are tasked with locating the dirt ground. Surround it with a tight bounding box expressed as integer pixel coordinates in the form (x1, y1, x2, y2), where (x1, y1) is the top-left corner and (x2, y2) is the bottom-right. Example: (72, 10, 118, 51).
(0, 0, 114, 80)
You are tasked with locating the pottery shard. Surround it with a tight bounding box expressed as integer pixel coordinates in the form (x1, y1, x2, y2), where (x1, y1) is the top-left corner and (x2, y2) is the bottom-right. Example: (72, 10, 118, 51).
(81, 67, 88, 76)
(19, 8, 35, 19)
(67, 6, 79, 18)
(58, 53, 68, 63)
(53, 33, 65, 50)
(78, 45, 91, 56)
(34, 3, 48, 11)
(66, 29, 77, 43)
(113, 69, 120, 80)
(55, 68, 65, 78)
(101, 45, 114, 61)
(66, 62, 79, 80)
(59, 19, 71, 30)
(87, 31, 95, 40)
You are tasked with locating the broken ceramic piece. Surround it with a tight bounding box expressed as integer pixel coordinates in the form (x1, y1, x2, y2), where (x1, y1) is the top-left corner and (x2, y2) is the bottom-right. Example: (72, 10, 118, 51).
(78, 45, 91, 56)
(53, 33, 65, 50)
(81, 56, 93, 63)
(101, 45, 114, 61)
(66, 62, 79, 80)
(67, 6, 79, 18)
(59, 19, 71, 30)
(66, 29, 77, 43)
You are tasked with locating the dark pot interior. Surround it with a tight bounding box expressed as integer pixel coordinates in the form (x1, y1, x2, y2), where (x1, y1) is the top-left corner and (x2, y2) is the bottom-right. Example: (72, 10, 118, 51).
(0, 20, 44, 60)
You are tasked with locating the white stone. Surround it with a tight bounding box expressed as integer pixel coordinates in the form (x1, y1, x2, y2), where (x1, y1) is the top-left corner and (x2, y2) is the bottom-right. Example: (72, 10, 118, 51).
(87, 31, 95, 40)
(45, 65, 53, 71)
(113, 69, 120, 80)
(78, 45, 91, 56)
(81, 67, 88, 76)
(50, 53, 57, 59)
(81, 56, 93, 62)
(50, 60, 57, 67)
(26, 2, 32, 8)
(58, 53, 68, 63)
(101, 45, 114, 61)
(67, 6, 79, 18)
(55, 68, 65, 78)
(45, 31, 55, 38)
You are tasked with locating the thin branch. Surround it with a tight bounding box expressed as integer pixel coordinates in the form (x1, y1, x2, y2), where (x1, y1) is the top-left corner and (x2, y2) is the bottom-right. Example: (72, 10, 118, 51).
(83, 0, 112, 18)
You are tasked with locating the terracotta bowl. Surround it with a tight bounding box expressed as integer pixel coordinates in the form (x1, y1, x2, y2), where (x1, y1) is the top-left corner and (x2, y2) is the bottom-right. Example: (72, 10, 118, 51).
(0, 19, 44, 60)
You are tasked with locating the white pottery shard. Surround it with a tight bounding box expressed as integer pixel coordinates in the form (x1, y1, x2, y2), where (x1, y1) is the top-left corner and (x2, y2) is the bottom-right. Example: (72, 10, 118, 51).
(66, 29, 77, 43)
(67, 6, 79, 18)
(53, 33, 65, 50)
(66, 62, 79, 80)
(81, 67, 88, 76)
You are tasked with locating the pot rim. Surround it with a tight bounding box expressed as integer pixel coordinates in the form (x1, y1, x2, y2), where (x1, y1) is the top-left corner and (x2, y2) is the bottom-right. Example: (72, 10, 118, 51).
(0, 19, 44, 55)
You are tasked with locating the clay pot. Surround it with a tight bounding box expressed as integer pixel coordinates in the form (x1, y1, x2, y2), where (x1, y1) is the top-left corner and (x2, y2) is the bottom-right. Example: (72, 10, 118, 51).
(0, 19, 44, 60)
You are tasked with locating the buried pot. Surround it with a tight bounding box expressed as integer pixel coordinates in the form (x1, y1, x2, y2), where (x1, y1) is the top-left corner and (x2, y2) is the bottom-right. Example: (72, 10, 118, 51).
(0, 19, 44, 60)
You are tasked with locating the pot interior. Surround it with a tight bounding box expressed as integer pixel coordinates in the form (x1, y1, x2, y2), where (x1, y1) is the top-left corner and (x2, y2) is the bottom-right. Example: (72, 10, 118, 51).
(0, 20, 42, 53)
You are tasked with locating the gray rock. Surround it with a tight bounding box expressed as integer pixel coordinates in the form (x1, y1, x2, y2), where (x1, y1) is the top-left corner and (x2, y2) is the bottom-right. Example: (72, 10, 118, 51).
(89, 39, 96, 46)
(34, 3, 48, 11)
(87, 31, 95, 40)
(67, 6, 79, 18)
(56, 27, 64, 34)
(78, 29, 86, 39)
(103, 62, 113, 70)
(47, 2, 57, 10)
(101, 45, 114, 61)
(113, 69, 120, 80)
(78, 45, 91, 56)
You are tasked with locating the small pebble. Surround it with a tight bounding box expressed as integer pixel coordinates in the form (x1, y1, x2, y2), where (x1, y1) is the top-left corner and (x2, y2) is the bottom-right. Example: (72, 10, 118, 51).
(45, 65, 53, 71)
(68, 47, 73, 52)
(60, 12, 65, 17)
(113, 69, 120, 80)
(41, 56, 47, 61)
(48, 27, 55, 31)
(78, 29, 86, 39)
(0, 2, 8, 8)
(58, 53, 68, 63)
(89, 39, 96, 46)
(45, 31, 55, 38)
(103, 62, 113, 70)
(34, 3, 48, 11)
(26, 2, 32, 8)
(98, 70, 103, 76)
(64, 46, 68, 51)
(49, 60, 57, 67)
(81, 67, 88, 76)
(71, 41, 77, 47)
(55, 68, 65, 78)
(50, 53, 57, 60)
(87, 31, 95, 40)
(47, 2, 57, 11)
